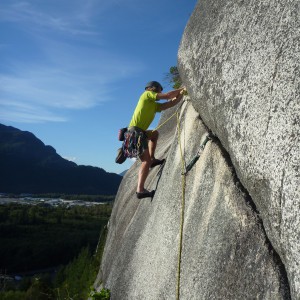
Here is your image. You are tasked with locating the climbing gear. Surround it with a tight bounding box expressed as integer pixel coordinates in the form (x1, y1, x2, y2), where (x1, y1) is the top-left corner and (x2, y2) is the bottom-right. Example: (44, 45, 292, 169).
(122, 127, 146, 158)
(150, 158, 165, 169)
(136, 189, 155, 199)
(115, 127, 128, 164)
(153, 98, 186, 132)
(176, 112, 186, 300)
(118, 127, 127, 141)
(117, 93, 209, 298)
(183, 134, 212, 175)
(152, 87, 187, 133)
(116, 88, 187, 164)
(145, 81, 163, 91)
(181, 88, 188, 96)
(115, 147, 127, 164)
(174, 109, 212, 300)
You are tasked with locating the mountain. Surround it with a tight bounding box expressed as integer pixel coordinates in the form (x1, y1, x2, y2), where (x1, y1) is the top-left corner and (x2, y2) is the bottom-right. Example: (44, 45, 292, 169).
(119, 170, 128, 177)
(0, 124, 122, 195)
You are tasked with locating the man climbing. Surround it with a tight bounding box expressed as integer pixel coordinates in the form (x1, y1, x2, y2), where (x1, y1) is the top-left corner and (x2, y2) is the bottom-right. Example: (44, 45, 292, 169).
(128, 81, 184, 199)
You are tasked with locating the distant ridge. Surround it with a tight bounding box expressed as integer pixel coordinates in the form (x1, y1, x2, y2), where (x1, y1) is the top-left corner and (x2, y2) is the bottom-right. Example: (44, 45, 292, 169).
(0, 124, 121, 195)
(119, 170, 128, 177)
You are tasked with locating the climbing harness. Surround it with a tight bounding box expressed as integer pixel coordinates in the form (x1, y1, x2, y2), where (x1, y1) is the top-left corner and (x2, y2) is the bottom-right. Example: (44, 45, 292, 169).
(118, 127, 127, 141)
(116, 88, 187, 163)
(122, 128, 145, 158)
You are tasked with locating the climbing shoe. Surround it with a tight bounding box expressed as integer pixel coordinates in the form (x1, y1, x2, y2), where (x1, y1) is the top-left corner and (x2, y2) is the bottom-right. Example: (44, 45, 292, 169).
(150, 158, 165, 169)
(136, 189, 155, 199)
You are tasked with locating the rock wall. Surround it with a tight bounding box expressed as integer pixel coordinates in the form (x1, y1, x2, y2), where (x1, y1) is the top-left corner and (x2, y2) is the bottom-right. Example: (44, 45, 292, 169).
(95, 0, 299, 299)
(178, 0, 300, 298)
(95, 102, 290, 299)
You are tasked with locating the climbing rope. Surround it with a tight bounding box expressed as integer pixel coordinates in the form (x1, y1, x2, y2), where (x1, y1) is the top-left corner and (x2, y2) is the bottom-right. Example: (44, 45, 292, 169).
(142, 95, 186, 299)
(176, 111, 186, 300)
(139, 90, 211, 299)
(175, 111, 212, 300)
(152, 87, 187, 132)
(153, 99, 186, 132)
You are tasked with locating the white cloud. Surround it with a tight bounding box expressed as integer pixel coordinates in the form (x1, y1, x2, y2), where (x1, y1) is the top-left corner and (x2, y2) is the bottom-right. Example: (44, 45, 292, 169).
(0, 99, 67, 123)
(0, 0, 146, 124)
(0, 1, 99, 36)
(0, 52, 143, 123)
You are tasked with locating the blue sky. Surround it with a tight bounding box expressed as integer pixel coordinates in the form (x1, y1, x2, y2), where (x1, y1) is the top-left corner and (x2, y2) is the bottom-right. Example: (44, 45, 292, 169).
(0, 0, 196, 174)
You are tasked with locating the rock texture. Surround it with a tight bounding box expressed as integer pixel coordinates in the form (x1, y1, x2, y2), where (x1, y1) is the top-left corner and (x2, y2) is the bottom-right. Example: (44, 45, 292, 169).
(95, 0, 299, 299)
(178, 0, 299, 298)
(95, 102, 290, 299)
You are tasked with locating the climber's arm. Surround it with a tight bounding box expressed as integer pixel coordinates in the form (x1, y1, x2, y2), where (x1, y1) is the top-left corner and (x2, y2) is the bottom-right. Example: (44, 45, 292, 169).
(156, 88, 184, 100)
(160, 93, 183, 111)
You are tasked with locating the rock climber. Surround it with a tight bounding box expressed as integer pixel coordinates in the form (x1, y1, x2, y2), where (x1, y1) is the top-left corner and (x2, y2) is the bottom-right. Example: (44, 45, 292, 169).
(128, 81, 185, 199)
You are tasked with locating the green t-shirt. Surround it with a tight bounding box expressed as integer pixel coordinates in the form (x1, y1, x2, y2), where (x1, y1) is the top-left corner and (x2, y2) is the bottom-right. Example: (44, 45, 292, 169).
(129, 91, 162, 131)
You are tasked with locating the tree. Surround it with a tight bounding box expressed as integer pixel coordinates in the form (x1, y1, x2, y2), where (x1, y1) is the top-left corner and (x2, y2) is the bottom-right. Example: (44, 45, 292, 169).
(165, 66, 182, 89)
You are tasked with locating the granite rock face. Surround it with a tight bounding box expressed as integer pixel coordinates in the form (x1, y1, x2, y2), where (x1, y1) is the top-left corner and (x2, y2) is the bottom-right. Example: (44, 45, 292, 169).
(95, 0, 299, 298)
(178, 0, 299, 298)
(95, 102, 290, 299)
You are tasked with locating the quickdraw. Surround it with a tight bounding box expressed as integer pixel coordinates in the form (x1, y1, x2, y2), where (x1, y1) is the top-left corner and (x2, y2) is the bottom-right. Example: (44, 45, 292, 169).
(122, 130, 145, 158)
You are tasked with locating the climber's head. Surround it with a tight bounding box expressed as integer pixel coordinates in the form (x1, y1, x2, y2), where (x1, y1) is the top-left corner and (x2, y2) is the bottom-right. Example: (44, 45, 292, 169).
(145, 81, 163, 93)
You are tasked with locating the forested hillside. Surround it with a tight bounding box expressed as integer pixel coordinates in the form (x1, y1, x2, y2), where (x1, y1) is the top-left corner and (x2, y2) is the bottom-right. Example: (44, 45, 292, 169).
(0, 203, 112, 299)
